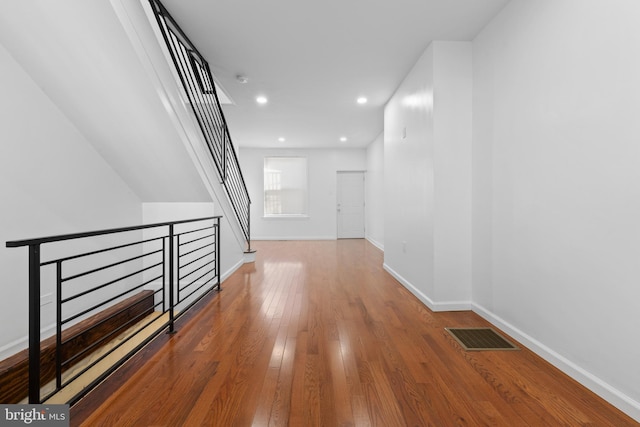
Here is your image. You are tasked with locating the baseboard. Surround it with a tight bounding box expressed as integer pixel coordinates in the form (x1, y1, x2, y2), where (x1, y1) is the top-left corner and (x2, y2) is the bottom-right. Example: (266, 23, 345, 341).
(382, 263, 471, 312)
(365, 236, 384, 251)
(251, 236, 337, 241)
(0, 336, 36, 363)
(472, 302, 640, 422)
(382, 262, 640, 421)
(221, 258, 244, 282)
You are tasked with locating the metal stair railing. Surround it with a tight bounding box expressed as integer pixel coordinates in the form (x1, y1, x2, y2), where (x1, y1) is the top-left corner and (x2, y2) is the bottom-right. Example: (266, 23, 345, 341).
(6, 216, 221, 404)
(148, 0, 252, 252)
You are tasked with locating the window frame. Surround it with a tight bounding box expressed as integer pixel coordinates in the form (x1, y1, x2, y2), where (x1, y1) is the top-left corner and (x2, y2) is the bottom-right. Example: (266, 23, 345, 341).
(263, 156, 309, 218)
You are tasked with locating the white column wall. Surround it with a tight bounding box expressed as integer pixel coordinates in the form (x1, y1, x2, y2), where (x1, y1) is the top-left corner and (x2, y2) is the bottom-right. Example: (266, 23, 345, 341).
(384, 45, 436, 301)
(433, 42, 473, 304)
(383, 42, 472, 310)
(365, 132, 385, 250)
(472, 0, 640, 418)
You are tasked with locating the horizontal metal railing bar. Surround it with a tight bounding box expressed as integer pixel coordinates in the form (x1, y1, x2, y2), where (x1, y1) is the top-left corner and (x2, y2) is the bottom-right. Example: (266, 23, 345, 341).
(61, 249, 162, 283)
(41, 387, 60, 404)
(62, 273, 162, 324)
(175, 280, 216, 318)
(179, 249, 214, 272)
(178, 241, 214, 259)
(61, 262, 162, 305)
(6, 216, 221, 248)
(61, 301, 162, 368)
(176, 226, 215, 244)
(176, 224, 214, 237)
(179, 267, 215, 294)
(60, 290, 162, 349)
(40, 236, 165, 267)
(150, 296, 164, 317)
(60, 311, 168, 391)
(64, 314, 171, 407)
(179, 276, 215, 304)
(177, 231, 214, 246)
(179, 256, 214, 281)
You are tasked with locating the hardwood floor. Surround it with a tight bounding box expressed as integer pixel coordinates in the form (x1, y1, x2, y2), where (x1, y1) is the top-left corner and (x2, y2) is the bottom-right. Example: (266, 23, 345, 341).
(71, 240, 637, 426)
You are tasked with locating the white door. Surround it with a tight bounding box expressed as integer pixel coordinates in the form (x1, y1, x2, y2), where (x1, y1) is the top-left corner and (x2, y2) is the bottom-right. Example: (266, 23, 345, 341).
(337, 171, 365, 238)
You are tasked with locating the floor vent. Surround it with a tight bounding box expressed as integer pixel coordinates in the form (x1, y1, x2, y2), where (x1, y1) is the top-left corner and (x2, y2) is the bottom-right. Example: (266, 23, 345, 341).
(445, 327, 519, 351)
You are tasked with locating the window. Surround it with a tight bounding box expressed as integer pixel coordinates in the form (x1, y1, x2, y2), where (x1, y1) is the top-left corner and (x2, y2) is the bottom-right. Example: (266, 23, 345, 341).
(264, 157, 308, 216)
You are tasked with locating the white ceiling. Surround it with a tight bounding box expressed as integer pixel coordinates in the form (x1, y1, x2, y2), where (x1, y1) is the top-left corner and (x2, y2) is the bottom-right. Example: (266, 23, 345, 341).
(160, 0, 510, 149)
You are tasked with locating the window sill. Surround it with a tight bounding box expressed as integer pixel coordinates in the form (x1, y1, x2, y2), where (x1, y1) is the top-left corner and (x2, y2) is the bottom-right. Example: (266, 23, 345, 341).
(262, 215, 310, 220)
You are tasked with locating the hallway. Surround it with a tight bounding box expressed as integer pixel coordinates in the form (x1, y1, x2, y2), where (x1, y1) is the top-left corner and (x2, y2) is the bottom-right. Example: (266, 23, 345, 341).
(72, 240, 636, 426)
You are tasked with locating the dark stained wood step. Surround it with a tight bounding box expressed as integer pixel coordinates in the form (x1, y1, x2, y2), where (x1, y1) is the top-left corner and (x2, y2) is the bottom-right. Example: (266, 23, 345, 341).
(0, 290, 154, 403)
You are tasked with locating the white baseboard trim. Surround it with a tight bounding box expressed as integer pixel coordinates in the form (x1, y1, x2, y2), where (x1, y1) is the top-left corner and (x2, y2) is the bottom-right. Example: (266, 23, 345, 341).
(381, 263, 640, 421)
(382, 263, 471, 312)
(251, 236, 336, 241)
(0, 335, 28, 361)
(0, 323, 56, 361)
(221, 258, 244, 282)
(472, 302, 640, 422)
(366, 236, 384, 251)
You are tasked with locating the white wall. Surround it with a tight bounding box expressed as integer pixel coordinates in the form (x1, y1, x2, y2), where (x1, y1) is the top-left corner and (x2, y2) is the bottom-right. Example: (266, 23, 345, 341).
(365, 133, 385, 250)
(433, 42, 473, 303)
(383, 41, 473, 311)
(384, 45, 436, 301)
(472, 0, 640, 418)
(0, 42, 142, 359)
(239, 148, 366, 240)
(0, 0, 248, 363)
(0, 0, 212, 204)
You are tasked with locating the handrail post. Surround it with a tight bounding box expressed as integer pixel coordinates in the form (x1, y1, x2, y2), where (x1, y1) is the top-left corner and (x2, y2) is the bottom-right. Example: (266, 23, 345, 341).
(28, 244, 41, 403)
(216, 217, 221, 291)
(247, 202, 251, 253)
(55, 261, 63, 391)
(168, 224, 175, 333)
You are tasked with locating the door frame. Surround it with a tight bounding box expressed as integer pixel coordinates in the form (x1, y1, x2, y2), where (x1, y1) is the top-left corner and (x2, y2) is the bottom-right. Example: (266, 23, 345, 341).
(336, 170, 366, 239)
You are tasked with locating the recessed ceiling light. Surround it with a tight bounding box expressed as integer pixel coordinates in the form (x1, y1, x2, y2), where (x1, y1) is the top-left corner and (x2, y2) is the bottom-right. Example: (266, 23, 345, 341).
(357, 97, 368, 104)
(256, 96, 268, 104)
(278, 137, 285, 142)
(340, 136, 348, 142)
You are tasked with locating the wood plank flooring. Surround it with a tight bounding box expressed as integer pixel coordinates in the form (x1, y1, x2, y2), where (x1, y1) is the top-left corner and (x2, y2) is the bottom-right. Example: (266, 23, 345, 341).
(71, 240, 637, 426)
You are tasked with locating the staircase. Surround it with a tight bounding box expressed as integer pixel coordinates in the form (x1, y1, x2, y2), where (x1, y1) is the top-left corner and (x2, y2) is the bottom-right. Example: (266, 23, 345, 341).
(145, 0, 253, 254)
